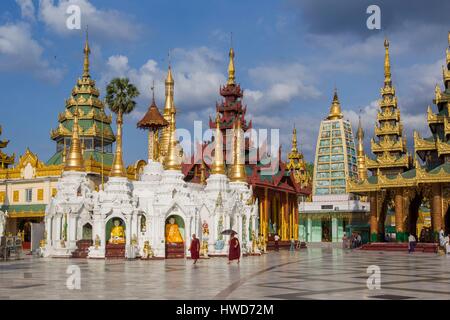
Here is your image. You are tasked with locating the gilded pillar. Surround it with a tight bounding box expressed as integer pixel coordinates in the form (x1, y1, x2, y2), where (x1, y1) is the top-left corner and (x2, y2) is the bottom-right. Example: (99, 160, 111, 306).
(394, 188, 406, 242)
(294, 198, 299, 240)
(370, 192, 378, 242)
(264, 188, 268, 240)
(431, 183, 443, 241)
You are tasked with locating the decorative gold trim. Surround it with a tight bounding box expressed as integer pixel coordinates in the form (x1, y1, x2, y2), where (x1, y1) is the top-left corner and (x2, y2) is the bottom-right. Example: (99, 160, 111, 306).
(414, 131, 436, 152)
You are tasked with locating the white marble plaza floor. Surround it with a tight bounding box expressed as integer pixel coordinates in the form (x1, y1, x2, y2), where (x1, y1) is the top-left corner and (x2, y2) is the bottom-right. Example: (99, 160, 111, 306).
(0, 248, 449, 300)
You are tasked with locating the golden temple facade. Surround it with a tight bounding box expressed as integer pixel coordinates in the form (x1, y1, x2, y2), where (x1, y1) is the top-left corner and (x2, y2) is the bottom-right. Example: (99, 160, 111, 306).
(349, 34, 450, 242)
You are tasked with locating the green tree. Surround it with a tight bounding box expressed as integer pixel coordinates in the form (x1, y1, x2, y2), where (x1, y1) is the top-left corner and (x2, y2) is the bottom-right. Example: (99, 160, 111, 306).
(105, 78, 140, 177)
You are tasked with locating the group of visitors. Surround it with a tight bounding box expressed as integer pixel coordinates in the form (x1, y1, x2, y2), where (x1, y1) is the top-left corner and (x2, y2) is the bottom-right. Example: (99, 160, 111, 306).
(273, 234, 300, 252)
(342, 232, 362, 249)
(188, 232, 241, 265)
(408, 229, 449, 254)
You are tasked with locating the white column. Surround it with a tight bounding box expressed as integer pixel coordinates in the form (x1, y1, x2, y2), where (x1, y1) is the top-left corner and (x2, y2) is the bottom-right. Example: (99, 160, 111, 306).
(306, 217, 312, 242)
(332, 217, 338, 243)
(68, 215, 77, 248)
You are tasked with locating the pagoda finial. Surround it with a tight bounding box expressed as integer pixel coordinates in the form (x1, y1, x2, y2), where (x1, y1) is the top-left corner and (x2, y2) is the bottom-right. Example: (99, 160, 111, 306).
(164, 64, 175, 113)
(291, 125, 298, 153)
(151, 80, 155, 104)
(327, 88, 343, 120)
(64, 105, 85, 172)
(356, 111, 367, 180)
(229, 118, 247, 183)
(227, 37, 236, 85)
(83, 26, 90, 78)
(384, 37, 391, 84)
(210, 112, 225, 175)
(448, 31, 450, 47)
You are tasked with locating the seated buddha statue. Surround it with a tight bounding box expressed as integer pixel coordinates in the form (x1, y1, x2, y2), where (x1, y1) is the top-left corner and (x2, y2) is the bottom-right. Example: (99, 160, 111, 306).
(165, 217, 183, 244)
(109, 219, 125, 244)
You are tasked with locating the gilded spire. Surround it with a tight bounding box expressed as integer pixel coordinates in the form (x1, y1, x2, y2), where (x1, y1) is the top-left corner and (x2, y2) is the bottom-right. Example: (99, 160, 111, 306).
(64, 105, 85, 172)
(83, 28, 90, 78)
(160, 64, 176, 159)
(164, 66, 175, 113)
(110, 112, 126, 177)
(291, 125, 298, 153)
(229, 118, 247, 182)
(356, 114, 367, 180)
(163, 110, 181, 171)
(227, 47, 236, 85)
(384, 38, 391, 84)
(327, 88, 343, 120)
(210, 113, 225, 175)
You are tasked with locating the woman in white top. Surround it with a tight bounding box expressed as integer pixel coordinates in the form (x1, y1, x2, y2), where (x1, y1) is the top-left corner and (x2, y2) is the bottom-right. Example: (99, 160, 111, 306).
(408, 234, 416, 253)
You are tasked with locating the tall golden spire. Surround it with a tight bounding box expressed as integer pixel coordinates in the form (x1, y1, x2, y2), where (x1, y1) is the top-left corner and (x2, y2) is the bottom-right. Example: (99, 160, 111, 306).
(227, 47, 236, 85)
(161, 65, 176, 158)
(229, 118, 247, 182)
(291, 126, 298, 153)
(64, 105, 85, 172)
(164, 66, 175, 113)
(210, 113, 226, 175)
(110, 112, 126, 177)
(327, 88, 343, 120)
(356, 114, 367, 180)
(384, 38, 391, 84)
(83, 28, 90, 78)
(163, 110, 181, 171)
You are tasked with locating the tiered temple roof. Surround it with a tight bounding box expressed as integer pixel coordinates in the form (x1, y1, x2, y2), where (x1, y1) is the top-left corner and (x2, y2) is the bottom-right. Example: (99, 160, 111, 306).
(183, 47, 310, 196)
(286, 126, 311, 188)
(366, 38, 410, 174)
(414, 32, 450, 167)
(0, 125, 15, 169)
(349, 34, 450, 192)
(47, 32, 115, 167)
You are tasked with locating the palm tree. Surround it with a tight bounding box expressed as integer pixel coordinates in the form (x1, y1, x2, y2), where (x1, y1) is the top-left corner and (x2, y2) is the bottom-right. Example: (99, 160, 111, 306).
(105, 78, 140, 177)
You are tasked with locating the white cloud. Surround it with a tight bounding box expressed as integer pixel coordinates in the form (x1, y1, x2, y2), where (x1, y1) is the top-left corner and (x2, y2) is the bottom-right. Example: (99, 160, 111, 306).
(16, 0, 36, 21)
(0, 22, 63, 82)
(246, 63, 321, 111)
(99, 47, 226, 117)
(38, 0, 141, 41)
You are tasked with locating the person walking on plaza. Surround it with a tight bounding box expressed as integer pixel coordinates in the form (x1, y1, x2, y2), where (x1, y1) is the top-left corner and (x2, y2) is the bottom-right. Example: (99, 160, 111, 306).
(274, 234, 280, 252)
(189, 234, 200, 264)
(342, 232, 348, 249)
(408, 234, 416, 253)
(356, 233, 362, 248)
(289, 238, 295, 252)
(228, 232, 241, 264)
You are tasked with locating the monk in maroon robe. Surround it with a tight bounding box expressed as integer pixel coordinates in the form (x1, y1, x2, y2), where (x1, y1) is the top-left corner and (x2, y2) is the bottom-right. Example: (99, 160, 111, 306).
(228, 233, 241, 264)
(189, 234, 200, 264)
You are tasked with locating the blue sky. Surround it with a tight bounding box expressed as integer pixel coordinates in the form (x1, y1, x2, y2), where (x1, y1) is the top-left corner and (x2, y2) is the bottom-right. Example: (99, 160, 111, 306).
(0, 0, 449, 165)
